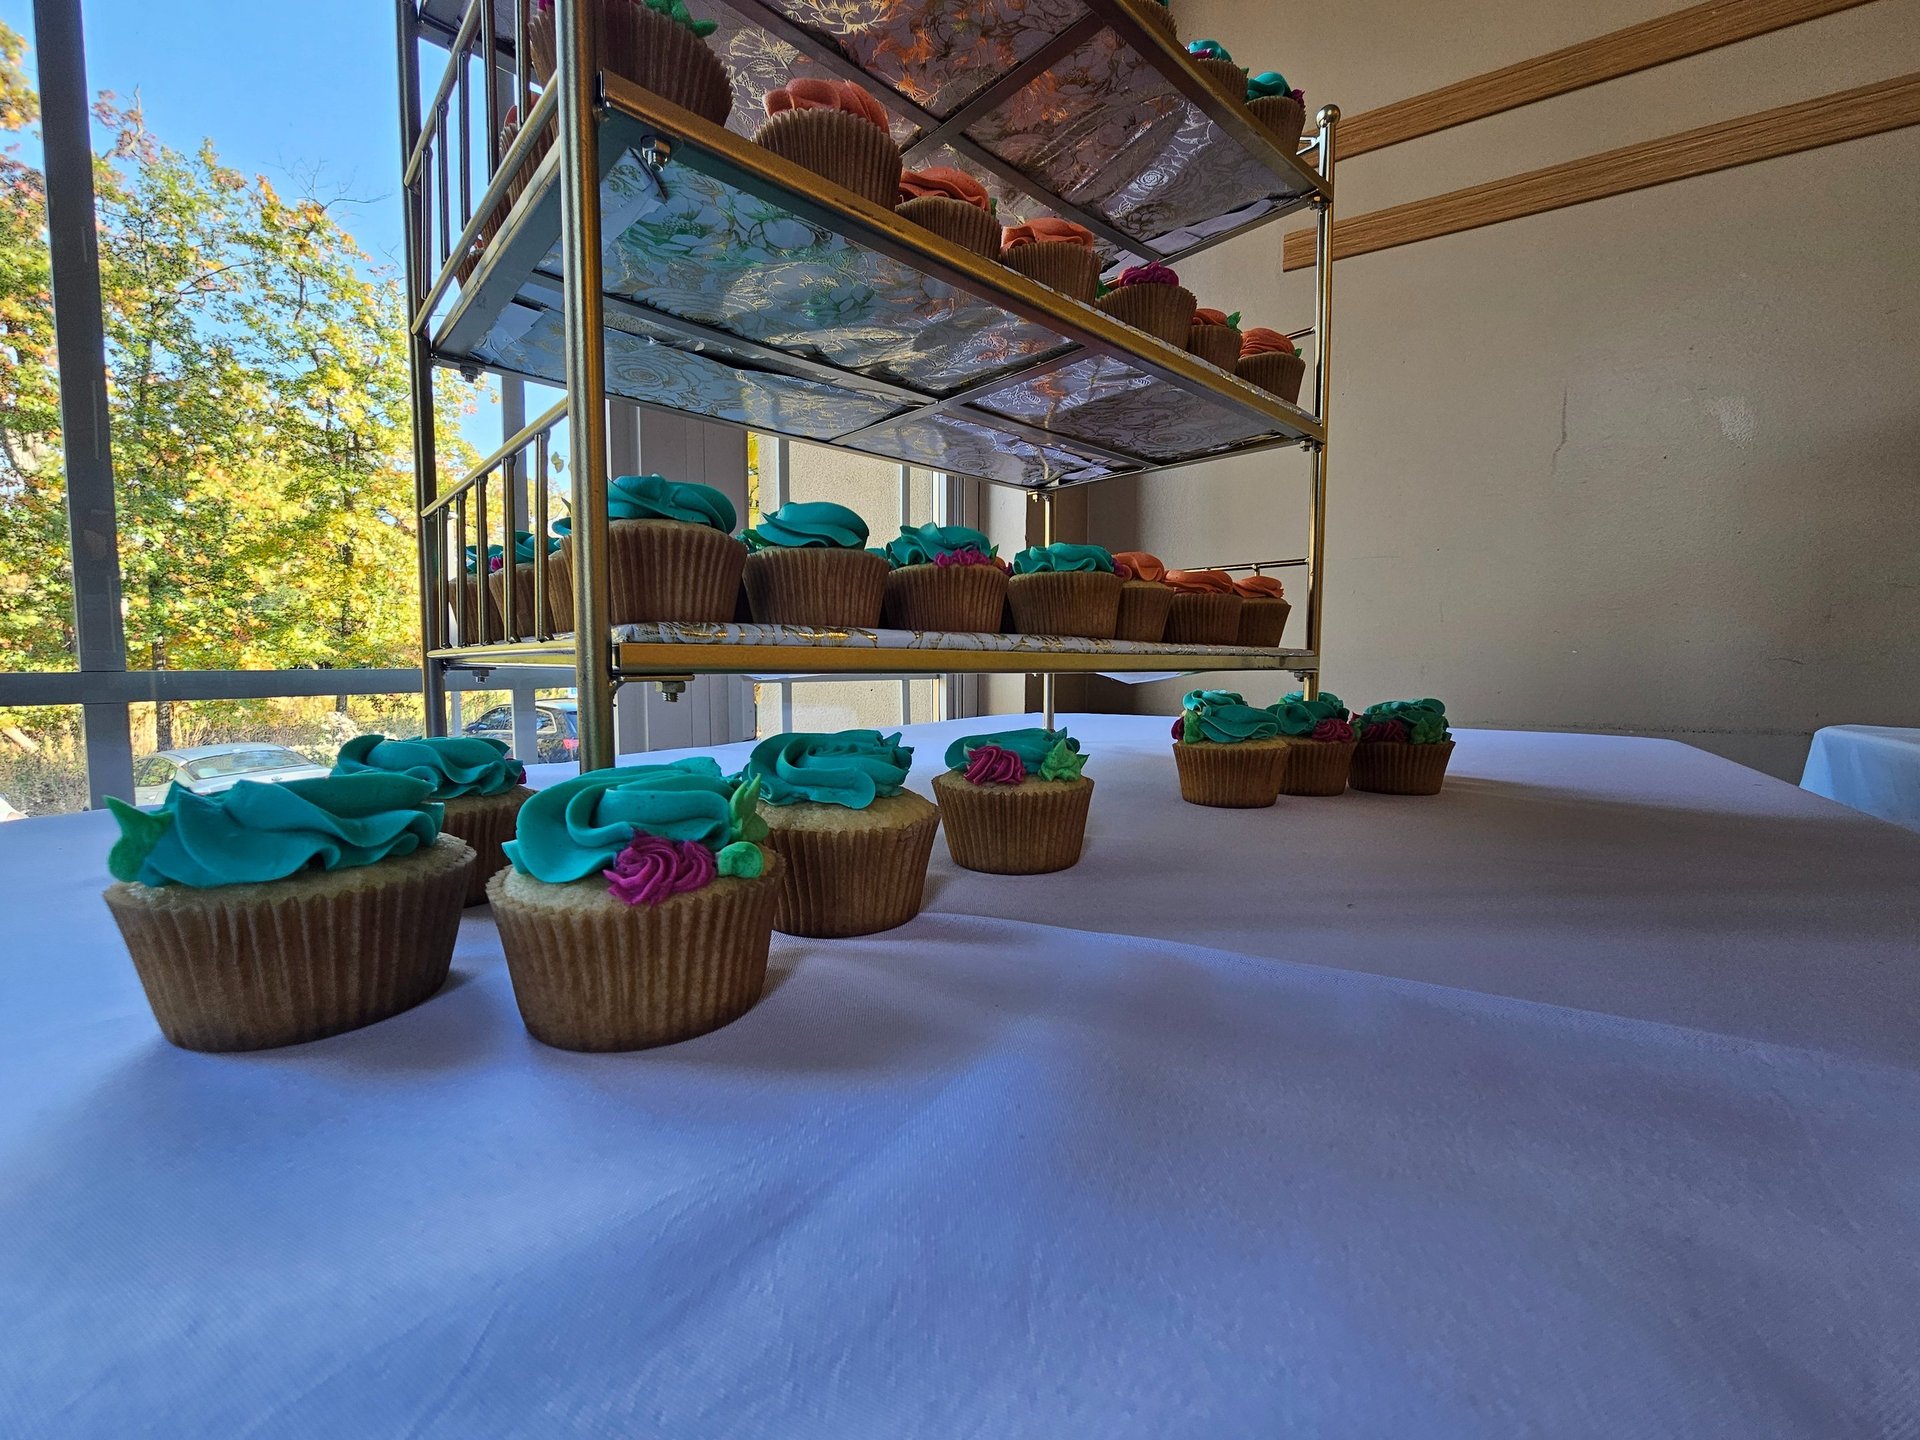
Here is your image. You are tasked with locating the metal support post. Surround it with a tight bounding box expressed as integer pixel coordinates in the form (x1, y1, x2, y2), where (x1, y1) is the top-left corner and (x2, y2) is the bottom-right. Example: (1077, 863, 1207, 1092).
(1040, 488, 1056, 731)
(1302, 104, 1339, 704)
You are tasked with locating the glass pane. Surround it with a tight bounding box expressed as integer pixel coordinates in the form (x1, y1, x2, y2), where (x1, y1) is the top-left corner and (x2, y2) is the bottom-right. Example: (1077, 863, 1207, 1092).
(768, 680, 905, 736)
(127, 698, 427, 794)
(786, 442, 901, 535)
(0, 706, 87, 818)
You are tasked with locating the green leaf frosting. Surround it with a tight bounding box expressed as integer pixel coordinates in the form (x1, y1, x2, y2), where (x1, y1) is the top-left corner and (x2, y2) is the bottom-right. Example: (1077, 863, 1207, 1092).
(1360, 698, 1452, 744)
(502, 758, 751, 883)
(879, 522, 998, 568)
(743, 500, 870, 552)
(943, 728, 1083, 777)
(742, 730, 915, 808)
(333, 734, 525, 800)
(641, 0, 718, 38)
(552, 474, 736, 535)
(716, 841, 765, 878)
(1010, 543, 1117, 576)
(1039, 738, 1088, 781)
(106, 774, 444, 889)
(1178, 689, 1282, 744)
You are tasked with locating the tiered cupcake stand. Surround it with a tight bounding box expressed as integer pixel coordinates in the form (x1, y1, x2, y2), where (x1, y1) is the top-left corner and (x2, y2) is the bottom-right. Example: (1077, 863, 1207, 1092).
(397, 0, 1339, 770)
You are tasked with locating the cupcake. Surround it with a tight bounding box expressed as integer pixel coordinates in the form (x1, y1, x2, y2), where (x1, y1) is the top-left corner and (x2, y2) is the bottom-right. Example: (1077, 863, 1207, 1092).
(550, 472, 744, 626)
(934, 728, 1092, 875)
(1238, 328, 1308, 405)
(1095, 262, 1197, 347)
(742, 730, 940, 937)
(490, 760, 781, 1050)
(526, 0, 731, 128)
(1186, 39, 1248, 104)
(1247, 70, 1308, 154)
(1163, 568, 1244, 644)
(485, 530, 564, 639)
(1187, 307, 1244, 370)
(1109, 550, 1176, 642)
(876, 522, 1010, 634)
(742, 501, 887, 628)
(897, 166, 999, 259)
(334, 734, 530, 905)
(1124, 0, 1179, 45)
(755, 78, 900, 210)
(1269, 690, 1356, 797)
(1352, 699, 1456, 795)
(459, 545, 505, 642)
(1000, 218, 1100, 303)
(1006, 543, 1122, 638)
(101, 775, 471, 1052)
(1234, 572, 1291, 646)
(1170, 690, 1289, 808)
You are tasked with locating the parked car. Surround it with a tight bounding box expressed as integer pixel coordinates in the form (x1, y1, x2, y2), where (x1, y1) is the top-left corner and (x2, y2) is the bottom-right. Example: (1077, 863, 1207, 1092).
(0, 795, 24, 822)
(462, 700, 579, 764)
(132, 744, 332, 808)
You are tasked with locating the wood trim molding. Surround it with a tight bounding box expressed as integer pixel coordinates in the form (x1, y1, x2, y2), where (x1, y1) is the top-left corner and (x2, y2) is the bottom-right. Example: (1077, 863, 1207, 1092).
(1340, 0, 1881, 158)
(1282, 71, 1920, 271)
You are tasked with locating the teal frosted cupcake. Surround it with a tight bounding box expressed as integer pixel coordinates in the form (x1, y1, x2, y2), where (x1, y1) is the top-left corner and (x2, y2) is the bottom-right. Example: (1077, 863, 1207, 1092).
(101, 775, 472, 1051)
(934, 728, 1092, 874)
(1268, 690, 1357, 797)
(551, 472, 743, 625)
(1170, 688, 1289, 807)
(742, 500, 887, 628)
(1006, 543, 1122, 639)
(335, 734, 530, 904)
(742, 729, 941, 937)
(488, 760, 781, 1051)
(1352, 698, 1455, 795)
(476, 530, 564, 639)
(876, 522, 1009, 634)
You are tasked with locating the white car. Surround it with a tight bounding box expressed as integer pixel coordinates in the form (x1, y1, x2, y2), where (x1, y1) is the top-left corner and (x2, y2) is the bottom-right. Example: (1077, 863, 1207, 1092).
(133, 744, 332, 808)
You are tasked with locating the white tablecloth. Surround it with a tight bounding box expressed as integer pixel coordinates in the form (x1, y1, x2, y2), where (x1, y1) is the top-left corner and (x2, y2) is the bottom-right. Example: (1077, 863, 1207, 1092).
(1802, 724, 1920, 833)
(5, 715, 1920, 1439)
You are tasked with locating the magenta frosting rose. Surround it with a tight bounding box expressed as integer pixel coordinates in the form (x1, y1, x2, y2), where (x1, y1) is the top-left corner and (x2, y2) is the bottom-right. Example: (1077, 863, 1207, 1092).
(935, 547, 995, 569)
(1361, 718, 1409, 743)
(603, 833, 718, 906)
(963, 744, 1027, 786)
(1312, 717, 1355, 743)
(1117, 261, 1180, 287)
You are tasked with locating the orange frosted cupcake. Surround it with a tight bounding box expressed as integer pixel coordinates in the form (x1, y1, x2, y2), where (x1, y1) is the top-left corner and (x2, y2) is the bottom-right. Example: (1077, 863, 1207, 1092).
(1163, 568, 1243, 644)
(1001, 217, 1100, 303)
(1095, 261, 1196, 347)
(1110, 549, 1174, 643)
(1234, 572, 1291, 647)
(897, 166, 1000, 259)
(1187, 307, 1244, 370)
(756, 78, 900, 209)
(1238, 327, 1308, 405)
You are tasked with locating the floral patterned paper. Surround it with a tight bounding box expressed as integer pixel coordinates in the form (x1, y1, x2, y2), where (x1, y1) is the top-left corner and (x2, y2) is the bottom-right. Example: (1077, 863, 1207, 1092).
(972, 355, 1279, 462)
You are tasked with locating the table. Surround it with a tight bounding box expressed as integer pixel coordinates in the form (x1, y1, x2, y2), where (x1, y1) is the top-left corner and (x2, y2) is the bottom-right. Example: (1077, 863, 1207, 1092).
(1802, 724, 1920, 834)
(5, 715, 1919, 1438)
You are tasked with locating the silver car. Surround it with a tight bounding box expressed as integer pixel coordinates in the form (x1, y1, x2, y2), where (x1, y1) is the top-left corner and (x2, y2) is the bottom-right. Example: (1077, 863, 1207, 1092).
(133, 744, 332, 808)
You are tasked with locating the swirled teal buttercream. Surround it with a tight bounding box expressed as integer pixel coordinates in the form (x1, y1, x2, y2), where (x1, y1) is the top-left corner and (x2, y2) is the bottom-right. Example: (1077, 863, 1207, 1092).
(464, 531, 559, 574)
(1269, 689, 1348, 736)
(743, 501, 870, 551)
(552, 474, 736, 535)
(1360, 698, 1452, 744)
(502, 759, 767, 883)
(742, 730, 914, 808)
(879, 523, 997, 568)
(1246, 70, 1296, 101)
(333, 734, 525, 799)
(943, 728, 1082, 777)
(1179, 690, 1282, 744)
(1189, 38, 1236, 63)
(106, 774, 444, 889)
(1010, 544, 1117, 576)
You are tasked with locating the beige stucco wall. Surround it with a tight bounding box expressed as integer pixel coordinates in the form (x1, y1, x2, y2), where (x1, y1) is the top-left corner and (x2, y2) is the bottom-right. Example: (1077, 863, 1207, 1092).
(1075, 0, 1920, 778)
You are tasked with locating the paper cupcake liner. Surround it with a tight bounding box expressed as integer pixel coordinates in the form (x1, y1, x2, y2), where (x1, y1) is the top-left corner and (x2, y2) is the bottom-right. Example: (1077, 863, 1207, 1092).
(1165, 591, 1243, 645)
(528, 1, 732, 126)
(1279, 739, 1355, 797)
(551, 519, 746, 625)
(441, 787, 531, 905)
(486, 562, 554, 640)
(1172, 741, 1287, 808)
(1187, 324, 1243, 370)
(1351, 740, 1455, 796)
(103, 835, 473, 1053)
(1238, 351, 1308, 405)
(1095, 283, 1198, 347)
(489, 856, 782, 1052)
(897, 196, 1001, 259)
(1249, 95, 1308, 154)
(1125, 0, 1179, 45)
(759, 795, 940, 937)
(743, 546, 888, 628)
(1001, 241, 1099, 304)
(458, 576, 504, 644)
(933, 772, 1092, 875)
(881, 562, 1009, 634)
(1236, 596, 1291, 647)
(754, 108, 902, 211)
(1193, 57, 1247, 103)
(1114, 580, 1174, 642)
(545, 562, 577, 635)
(1006, 571, 1122, 639)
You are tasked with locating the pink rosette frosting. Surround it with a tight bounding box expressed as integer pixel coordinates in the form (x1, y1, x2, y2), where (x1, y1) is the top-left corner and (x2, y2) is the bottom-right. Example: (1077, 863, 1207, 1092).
(963, 744, 1027, 786)
(935, 546, 995, 569)
(603, 834, 718, 906)
(1362, 717, 1409, 744)
(1312, 717, 1355, 744)
(1117, 261, 1181, 288)
(1170, 714, 1185, 740)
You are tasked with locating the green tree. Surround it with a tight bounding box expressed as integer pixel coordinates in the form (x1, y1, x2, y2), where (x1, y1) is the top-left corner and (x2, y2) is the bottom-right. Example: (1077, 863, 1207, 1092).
(0, 22, 486, 748)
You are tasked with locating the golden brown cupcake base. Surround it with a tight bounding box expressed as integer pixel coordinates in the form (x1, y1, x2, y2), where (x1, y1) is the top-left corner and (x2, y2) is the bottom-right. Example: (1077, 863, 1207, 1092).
(1006, 571, 1122, 638)
(1279, 740, 1355, 797)
(1236, 596, 1291, 647)
(934, 772, 1093, 874)
(754, 108, 902, 211)
(1095, 283, 1198, 347)
(487, 562, 557, 640)
(1351, 740, 1455, 795)
(1238, 351, 1308, 405)
(103, 835, 473, 1053)
(1124, 0, 1179, 45)
(897, 196, 1001, 259)
(490, 856, 783, 1052)
(758, 791, 941, 937)
(881, 562, 1008, 633)
(1249, 94, 1309, 154)
(442, 788, 532, 905)
(551, 519, 746, 626)
(1165, 591, 1243, 645)
(744, 547, 888, 628)
(459, 576, 504, 644)
(529, 1, 733, 126)
(1187, 324, 1243, 370)
(1172, 741, 1288, 808)
(1191, 56, 1247, 103)
(1114, 580, 1174, 642)
(1001, 241, 1100, 304)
